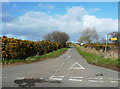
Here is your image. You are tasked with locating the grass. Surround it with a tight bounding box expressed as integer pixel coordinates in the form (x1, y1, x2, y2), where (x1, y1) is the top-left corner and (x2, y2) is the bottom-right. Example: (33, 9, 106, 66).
(2, 48, 68, 65)
(74, 44, 120, 68)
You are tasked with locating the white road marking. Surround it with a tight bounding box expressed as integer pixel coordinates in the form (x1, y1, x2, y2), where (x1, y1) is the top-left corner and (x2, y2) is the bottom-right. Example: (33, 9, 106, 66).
(70, 76, 83, 78)
(17, 77, 25, 79)
(89, 80, 103, 83)
(69, 76, 83, 82)
(68, 55, 70, 59)
(69, 62, 85, 69)
(88, 80, 97, 82)
(89, 77, 103, 80)
(49, 76, 64, 81)
(69, 79, 82, 82)
(110, 81, 118, 83)
(88, 77, 103, 83)
(51, 78, 63, 80)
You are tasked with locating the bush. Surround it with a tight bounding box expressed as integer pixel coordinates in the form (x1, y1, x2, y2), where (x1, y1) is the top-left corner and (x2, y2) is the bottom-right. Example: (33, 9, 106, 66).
(1, 36, 63, 60)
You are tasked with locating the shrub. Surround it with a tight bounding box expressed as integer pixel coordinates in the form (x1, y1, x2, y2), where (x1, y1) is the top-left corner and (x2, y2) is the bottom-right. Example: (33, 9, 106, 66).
(1, 36, 63, 60)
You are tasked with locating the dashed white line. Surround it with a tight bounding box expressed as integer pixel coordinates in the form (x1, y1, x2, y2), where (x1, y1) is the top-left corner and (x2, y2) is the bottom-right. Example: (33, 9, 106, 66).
(68, 55, 70, 59)
(69, 76, 83, 82)
(49, 76, 64, 81)
(89, 80, 97, 82)
(110, 81, 118, 83)
(51, 78, 63, 81)
(69, 79, 82, 82)
(89, 77, 103, 80)
(70, 76, 83, 78)
(88, 77, 103, 83)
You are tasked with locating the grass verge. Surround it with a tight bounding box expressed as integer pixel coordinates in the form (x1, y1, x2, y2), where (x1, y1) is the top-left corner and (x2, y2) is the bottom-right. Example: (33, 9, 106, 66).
(74, 44, 120, 71)
(2, 48, 68, 65)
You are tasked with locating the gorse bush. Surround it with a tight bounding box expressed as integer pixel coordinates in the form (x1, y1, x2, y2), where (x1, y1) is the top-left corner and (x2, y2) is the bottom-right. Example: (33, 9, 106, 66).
(2, 36, 62, 60)
(82, 43, 116, 51)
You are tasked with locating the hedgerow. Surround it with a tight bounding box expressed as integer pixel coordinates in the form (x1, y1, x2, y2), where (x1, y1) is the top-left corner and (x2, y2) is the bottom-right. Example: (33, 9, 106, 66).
(1, 36, 62, 60)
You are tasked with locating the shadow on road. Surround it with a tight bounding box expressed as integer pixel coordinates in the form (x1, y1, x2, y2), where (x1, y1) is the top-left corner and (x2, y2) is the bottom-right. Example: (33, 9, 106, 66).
(14, 78, 61, 87)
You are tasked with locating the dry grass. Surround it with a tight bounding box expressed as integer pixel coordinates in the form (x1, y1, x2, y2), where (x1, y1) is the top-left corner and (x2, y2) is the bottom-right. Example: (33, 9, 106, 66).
(78, 45, 118, 59)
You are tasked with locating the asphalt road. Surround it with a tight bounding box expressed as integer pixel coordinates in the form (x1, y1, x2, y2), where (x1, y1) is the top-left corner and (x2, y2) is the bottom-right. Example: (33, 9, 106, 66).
(2, 46, 119, 87)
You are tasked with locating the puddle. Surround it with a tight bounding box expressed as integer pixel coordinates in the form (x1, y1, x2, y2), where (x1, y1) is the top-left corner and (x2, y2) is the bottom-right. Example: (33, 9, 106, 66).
(14, 78, 61, 87)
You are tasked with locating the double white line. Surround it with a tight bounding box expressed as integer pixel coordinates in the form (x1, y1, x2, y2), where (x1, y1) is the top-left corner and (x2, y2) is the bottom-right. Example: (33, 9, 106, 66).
(69, 76, 83, 82)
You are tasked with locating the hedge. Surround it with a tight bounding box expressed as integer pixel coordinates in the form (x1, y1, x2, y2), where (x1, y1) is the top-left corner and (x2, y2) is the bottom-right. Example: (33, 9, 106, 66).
(1, 36, 62, 60)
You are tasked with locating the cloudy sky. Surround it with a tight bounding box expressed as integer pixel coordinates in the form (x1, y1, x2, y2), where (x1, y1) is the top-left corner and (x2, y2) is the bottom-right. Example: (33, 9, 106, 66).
(2, 2, 118, 41)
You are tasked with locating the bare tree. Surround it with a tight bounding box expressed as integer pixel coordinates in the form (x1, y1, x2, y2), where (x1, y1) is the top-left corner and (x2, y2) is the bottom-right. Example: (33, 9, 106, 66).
(78, 27, 99, 43)
(44, 31, 70, 47)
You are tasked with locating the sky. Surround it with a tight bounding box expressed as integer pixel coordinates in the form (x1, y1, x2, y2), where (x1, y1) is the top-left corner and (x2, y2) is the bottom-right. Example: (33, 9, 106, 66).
(1, 2, 118, 42)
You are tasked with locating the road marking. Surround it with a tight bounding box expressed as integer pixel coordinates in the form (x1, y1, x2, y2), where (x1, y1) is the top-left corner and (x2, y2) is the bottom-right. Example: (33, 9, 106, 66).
(50, 78, 63, 80)
(68, 55, 70, 59)
(49, 76, 64, 81)
(89, 80, 103, 82)
(69, 62, 85, 69)
(69, 76, 83, 82)
(88, 80, 97, 82)
(88, 77, 103, 83)
(69, 79, 82, 82)
(70, 76, 83, 79)
(17, 77, 25, 79)
(89, 77, 103, 80)
(110, 81, 118, 83)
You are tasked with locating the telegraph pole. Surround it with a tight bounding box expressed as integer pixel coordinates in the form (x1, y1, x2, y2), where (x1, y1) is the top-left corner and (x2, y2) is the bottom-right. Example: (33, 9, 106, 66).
(104, 34, 108, 58)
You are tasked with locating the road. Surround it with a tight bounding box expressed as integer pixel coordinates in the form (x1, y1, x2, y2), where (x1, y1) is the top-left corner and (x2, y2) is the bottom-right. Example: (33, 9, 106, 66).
(2, 45, 119, 87)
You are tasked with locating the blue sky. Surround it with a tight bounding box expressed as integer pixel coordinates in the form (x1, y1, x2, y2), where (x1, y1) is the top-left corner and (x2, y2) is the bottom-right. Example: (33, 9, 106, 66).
(2, 2, 118, 41)
(3, 2, 118, 19)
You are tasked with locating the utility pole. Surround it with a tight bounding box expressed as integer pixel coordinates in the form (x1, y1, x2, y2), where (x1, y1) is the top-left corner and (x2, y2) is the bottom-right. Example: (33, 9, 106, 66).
(104, 34, 108, 58)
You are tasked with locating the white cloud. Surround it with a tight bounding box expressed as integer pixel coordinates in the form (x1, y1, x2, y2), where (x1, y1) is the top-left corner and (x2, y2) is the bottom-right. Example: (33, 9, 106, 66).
(2, 6, 118, 41)
(82, 15, 118, 32)
(5, 34, 27, 40)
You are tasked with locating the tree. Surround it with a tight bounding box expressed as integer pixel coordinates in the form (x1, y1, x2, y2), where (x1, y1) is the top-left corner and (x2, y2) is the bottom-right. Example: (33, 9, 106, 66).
(44, 31, 70, 47)
(78, 27, 99, 43)
(109, 32, 120, 45)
